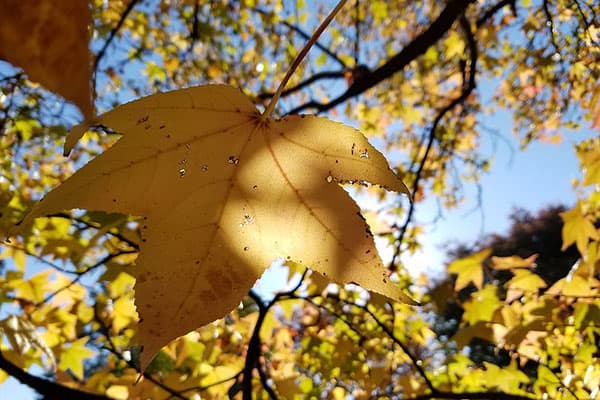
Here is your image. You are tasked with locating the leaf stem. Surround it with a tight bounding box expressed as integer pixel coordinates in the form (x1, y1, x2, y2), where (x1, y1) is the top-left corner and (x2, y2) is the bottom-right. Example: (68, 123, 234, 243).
(261, 0, 349, 120)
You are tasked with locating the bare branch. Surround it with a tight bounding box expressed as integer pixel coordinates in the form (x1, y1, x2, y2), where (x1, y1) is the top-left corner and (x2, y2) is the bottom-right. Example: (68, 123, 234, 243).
(391, 13, 478, 270)
(93, 0, 140, 99)
(257, 70, 345, 100)
(94, 311, 188, 400)
(476, 0, 517, 27)
(288, 0, 476, 114)
(242, 289, 268, 400)
(252, 7, 347, 69)
(0, 351, 110, 400)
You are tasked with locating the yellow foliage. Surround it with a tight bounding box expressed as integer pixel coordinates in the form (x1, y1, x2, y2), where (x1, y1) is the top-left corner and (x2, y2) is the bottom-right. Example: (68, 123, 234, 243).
(15, 84, 413, 368)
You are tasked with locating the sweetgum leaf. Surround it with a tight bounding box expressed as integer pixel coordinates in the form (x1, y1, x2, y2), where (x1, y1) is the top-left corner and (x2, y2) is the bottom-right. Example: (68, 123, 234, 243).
(13, 85, 412, 368)
(0, 0, 93, 119)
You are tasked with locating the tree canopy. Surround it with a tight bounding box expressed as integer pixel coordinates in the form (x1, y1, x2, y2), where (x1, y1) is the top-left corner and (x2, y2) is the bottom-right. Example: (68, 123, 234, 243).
(0, 0, 599, 399)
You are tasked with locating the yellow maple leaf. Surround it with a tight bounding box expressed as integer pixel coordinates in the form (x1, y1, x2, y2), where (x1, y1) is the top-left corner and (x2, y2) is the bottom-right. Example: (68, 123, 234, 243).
(561, 203, 599, 255)
(58, 337, 96, 380)
(0, 0, 93, 119)
(12, 85, 413, 368)
(447, 249, 491, 291)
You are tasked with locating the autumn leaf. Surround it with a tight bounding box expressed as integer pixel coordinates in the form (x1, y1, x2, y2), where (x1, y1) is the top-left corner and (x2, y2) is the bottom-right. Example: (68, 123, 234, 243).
(0, 0, 93, 119)
(461, 285, 502, 325)
(546, 275, 597, 297)
(12, 84, 412, 368)
(504, 269, 547, 302)
(58, 337, 96, 380)
(447, 249, 491, 291)
(560, 203, 599, 255)
(491, 254, 538, 270)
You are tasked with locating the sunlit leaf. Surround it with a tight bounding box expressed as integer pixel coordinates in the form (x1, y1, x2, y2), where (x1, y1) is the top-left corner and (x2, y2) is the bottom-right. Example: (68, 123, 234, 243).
(13, 85, 412, 367)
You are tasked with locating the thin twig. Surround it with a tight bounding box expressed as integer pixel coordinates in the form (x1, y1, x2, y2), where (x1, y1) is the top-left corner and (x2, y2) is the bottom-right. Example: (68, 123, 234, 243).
(261, 0, 349, 119)
(252, 7, 347, 69)
(93, 0, 140, 101)
(188, 0, 201, 54)
(242, 290, 268, 400)
(258, 361, 280, 400)
(166, 372, 241, 399)
(542, 0, 561, 53)
(94, 311, 187, 400)
(257, 70, 345, 100)
(38, 249, 137, 306)
(47, 212, 140, 250)
(476, 0, 517, 27)
(390, 14, 478, 271)
(288, 0, 475, 115)
(359, 303, 435, 391)
(0, 350, 110, 400)
(354, 0, 360, 64)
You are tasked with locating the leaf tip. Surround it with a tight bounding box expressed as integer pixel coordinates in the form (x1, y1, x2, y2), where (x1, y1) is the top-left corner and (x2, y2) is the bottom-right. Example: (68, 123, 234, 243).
(64, 118, 95, 156)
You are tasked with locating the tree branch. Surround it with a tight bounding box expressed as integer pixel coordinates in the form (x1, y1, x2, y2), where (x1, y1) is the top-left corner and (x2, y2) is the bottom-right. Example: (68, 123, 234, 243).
(93, 0, 140, 99)
(391, 13, 478, 270)
(354, 0, 361, 64)
(94, 311, 188, 400)
(47, 212, 140, 250)
(476, 0, 517, 27)
(252, 7, 347, 69)
(188, 0, 201, 54)
(358, 303, 435, 391)
(288, 0, 475, 114)
(0, 351, 110, 400)
(242, 272, 308, 398)
(38, 249, 137, 306)
(257, 360, 280, 400)
(257, 70, 345, 100)
(242, 290, 268, 400)
(542, 0, 560, 53)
